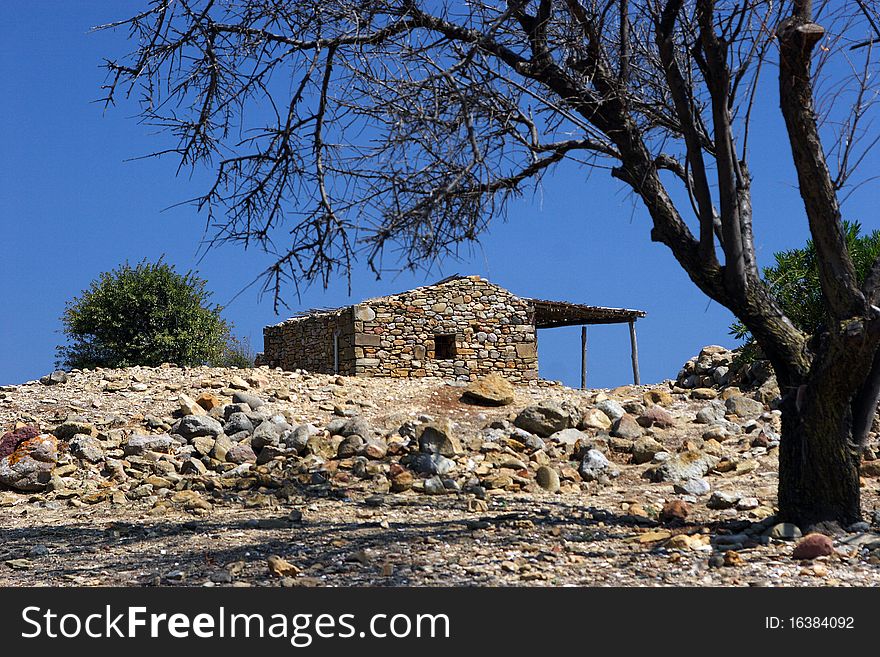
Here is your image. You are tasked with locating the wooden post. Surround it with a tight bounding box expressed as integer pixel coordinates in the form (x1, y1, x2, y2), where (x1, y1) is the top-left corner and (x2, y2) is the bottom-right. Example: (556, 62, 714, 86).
(629, 320, 640, 385)
(580, 326, 587, 390)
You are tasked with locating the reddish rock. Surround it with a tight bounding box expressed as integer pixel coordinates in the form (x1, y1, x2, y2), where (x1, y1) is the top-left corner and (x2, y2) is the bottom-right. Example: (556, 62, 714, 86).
(637, 406, 676, 429)
(0, 426, 39, 460)
(390, 470, 414, 492)
(792, 533, 834, 560)
(196, 392, 223, 411)
(660, 499, 689, 522)
(0, 434, 58, 491)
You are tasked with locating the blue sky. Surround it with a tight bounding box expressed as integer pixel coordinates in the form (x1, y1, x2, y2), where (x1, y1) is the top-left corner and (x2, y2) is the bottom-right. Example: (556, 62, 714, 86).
(1, 2, 877, 388)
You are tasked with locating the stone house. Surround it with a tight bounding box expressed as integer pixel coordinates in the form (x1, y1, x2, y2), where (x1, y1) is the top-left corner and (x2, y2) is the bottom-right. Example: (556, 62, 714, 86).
(258, 275, 645, 384)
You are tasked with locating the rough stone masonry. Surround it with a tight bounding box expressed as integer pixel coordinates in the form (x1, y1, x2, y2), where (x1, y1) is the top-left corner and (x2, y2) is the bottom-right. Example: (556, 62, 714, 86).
(259, 276, 539, 382)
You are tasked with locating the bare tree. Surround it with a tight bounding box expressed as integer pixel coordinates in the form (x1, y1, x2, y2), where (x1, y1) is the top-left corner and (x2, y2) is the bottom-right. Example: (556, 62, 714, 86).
(99, 0, 880, 527)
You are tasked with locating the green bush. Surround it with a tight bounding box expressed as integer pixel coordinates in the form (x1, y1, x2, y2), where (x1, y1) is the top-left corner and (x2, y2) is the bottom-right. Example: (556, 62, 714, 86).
(731, 221, 880, 357)
(57, 260, 234, 369)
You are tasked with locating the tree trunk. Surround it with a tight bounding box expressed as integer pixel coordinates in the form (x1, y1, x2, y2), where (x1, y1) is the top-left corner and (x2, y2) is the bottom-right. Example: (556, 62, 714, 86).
(776, 386, 862, 528)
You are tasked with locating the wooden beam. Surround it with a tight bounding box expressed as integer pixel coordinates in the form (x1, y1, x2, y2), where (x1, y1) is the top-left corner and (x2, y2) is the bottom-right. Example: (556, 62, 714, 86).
(629, 320, 640, 385)
(581, 326, 588, 389)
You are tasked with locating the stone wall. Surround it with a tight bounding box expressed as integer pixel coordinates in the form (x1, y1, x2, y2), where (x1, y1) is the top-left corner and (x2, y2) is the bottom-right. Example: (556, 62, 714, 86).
(260, 307, 356, 375)
(260, 276, 539, 381)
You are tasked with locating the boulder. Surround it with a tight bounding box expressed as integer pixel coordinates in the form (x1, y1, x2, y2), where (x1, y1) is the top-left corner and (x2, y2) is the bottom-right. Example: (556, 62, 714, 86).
(337, 434, 366, 458)
(673, 477, 711, 496)
(0, 426, 40, 460)
(637, 406, 675, 429)
(123, 434, 174, 456)
(39, 370, 68, 386)
(284, 424, 320, 453)
(611, 414, 643, 440)
(0, 434, 58, 491)
(407, 452, 456, 476)
(579, 408, 612, 431)
(460, 374, 515, 406)
(579, 449, 617, 482)
(224, 412, 255, 437)
(418, 419, 461, 456)
(596, 400, 626, 422)
(792, 533, 834, 560)
(535, 466, 560, 493)
(631, 436, 664, 464)
(178, 394, 207, 417)
(725, 395, 765, 418)
(514, 402, 579, 437)
(226, 443, 257, 464)
(69, 434, 104, 463)
(340, 417, 371, 438)
(54, 420, 97, 441)
(648, 449, 719, 483)
(643, 389, 673, 407)
(172, 415, 223, 439)
(232, 391, 265, 409)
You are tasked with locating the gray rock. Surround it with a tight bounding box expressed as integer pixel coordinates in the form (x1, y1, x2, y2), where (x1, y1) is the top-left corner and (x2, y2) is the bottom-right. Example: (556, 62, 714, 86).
(172, 415, 223, 439)
(341, 417, 371, 438)
(251, 419, 292, 451)
(707, 491, 741, 510)
(232, 391, 265, 409)
(69, 434, 103, 463)
(596, 400, 626, 422)
(547, 428, 590, 446)
(284, 424, 319, 453)
(326, 418, 348, 435)
(649, 450, 719, 483)
(535, 466, 560, 493)
(673, 477, 711, 496)
(695, 402, 726, 424)
(408, 453, 456, 476)
(611, 414, 643, 440)
(725, 395, 765, 418)
(736, 496, 760, 510)
(514, 402, 579, 437)
(124, 434, 174, 456)
(423, 476, 446, 495)
(767, 523, 802, 541)
(418, 419, 461, 456)
(0, 434, 57, 491)
(40, 370, 68, 386)
(223, 403, 252, 420)
(579, 449, 616, 482)
(223, 412, 254, 436)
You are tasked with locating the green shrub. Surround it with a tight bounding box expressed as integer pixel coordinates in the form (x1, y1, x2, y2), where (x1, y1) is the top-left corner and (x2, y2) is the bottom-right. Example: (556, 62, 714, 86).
(57, 259, 232, 369)
(731, 221, 880, 358)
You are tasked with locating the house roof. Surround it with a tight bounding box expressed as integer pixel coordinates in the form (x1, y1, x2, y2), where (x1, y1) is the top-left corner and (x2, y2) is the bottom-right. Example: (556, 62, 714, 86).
(527, 298, 646, 329)
(273, 275, 646, 328)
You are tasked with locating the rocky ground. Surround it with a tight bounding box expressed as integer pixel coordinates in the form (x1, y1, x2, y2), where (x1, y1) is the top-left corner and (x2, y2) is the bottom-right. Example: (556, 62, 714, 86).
(3, 347, 880, 587)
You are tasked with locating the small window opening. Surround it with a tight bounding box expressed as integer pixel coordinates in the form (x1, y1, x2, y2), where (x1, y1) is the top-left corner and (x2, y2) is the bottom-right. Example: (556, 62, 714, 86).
(434, 334, 456, 360)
